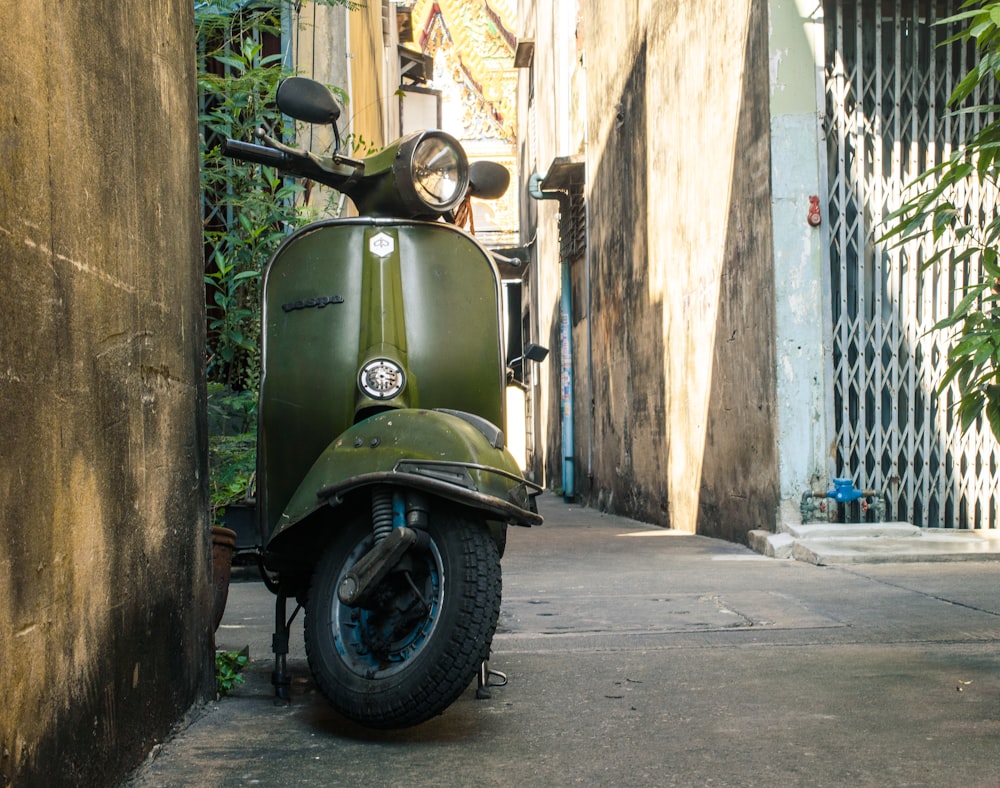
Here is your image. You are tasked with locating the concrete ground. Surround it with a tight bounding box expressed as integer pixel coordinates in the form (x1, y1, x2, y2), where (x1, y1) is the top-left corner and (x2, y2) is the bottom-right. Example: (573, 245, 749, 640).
(127, 495, 1000, 787)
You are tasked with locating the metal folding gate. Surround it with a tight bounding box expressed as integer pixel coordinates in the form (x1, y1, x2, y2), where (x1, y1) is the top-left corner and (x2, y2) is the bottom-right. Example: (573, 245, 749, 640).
(823, 0, 1000, 527)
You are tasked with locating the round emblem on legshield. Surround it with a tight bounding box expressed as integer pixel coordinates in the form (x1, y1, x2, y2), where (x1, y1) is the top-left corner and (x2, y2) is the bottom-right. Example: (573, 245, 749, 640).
(358, 359, 405, 400)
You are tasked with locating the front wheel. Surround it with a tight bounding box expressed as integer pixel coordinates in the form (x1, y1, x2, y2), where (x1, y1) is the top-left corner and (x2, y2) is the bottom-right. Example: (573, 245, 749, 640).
(304, 509, 501, 728)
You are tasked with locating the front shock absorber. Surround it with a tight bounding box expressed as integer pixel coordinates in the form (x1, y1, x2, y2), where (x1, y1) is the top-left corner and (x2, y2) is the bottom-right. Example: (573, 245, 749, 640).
(371, 486, 393, 542)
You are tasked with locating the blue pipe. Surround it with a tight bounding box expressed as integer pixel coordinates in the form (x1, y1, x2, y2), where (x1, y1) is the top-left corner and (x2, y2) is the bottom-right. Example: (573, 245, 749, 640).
(529, 172, 574, 502)
(800, 478, 885, 523)
(560, 259, 575, 502)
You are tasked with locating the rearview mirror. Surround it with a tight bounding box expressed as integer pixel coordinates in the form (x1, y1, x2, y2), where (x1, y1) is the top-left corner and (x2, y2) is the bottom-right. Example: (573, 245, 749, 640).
(467, 161, 510, 200)
(507, 343, 549, 386)
(276, 77, 342, 126)
(523, 343, 549, 362)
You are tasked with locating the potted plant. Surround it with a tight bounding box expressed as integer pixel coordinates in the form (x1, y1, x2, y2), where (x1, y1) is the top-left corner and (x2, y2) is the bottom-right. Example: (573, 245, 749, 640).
(208, 383, 257, 539)
(208, 384, 257, 629)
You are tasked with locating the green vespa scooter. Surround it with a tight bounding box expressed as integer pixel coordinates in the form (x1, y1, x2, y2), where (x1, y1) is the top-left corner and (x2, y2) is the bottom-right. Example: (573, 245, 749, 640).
(222, 77, 543, 729)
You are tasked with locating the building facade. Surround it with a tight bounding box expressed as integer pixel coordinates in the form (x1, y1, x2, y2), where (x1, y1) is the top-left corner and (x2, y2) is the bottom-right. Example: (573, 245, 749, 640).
(517, 0, 999, 538)
(516, 0, 779, 539)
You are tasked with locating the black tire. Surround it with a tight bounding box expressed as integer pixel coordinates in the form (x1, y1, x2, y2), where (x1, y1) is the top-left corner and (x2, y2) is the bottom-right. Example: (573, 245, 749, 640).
(490, 521, 508, 558)
(304, 510, 501, 728)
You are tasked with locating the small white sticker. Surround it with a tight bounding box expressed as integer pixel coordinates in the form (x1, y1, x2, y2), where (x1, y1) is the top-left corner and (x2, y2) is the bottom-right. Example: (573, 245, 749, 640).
(369, 232, 394, 257)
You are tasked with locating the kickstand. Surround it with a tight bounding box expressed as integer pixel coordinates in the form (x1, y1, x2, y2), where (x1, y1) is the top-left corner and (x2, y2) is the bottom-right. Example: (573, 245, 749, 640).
(271, 588, 300, 706)
(476, 657, 508, 700)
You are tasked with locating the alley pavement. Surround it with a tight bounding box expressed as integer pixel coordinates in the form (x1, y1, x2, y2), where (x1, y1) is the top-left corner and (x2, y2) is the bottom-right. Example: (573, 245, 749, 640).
(126, 495, 1000, 787)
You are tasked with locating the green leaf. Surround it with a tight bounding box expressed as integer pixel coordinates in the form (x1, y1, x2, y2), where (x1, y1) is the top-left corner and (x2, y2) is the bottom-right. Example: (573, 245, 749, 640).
(231, 269, 261, 283)
(972, 338, 997, 367)
(210, 54, 249, 73)
(959, 391, 986, 434)
(932, 284, 988, 329)
(939, 8, 991, 28)
(983, 249, 1000, 278)
(986, 399, 1000, 441)
(918, 248, 951, 274)
(938, 359, 968, 393)
(952, 332, 989, 358)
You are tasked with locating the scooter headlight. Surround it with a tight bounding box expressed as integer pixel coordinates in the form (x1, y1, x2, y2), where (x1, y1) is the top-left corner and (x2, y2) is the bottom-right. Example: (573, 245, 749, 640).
(358, 358, 406, 400)
(394, 131, 469, 215)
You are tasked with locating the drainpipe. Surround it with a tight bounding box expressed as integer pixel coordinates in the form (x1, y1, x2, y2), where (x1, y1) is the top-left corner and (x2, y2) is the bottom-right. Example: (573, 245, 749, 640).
(528, 173, 575, 502)
(558, 259, 575, 502)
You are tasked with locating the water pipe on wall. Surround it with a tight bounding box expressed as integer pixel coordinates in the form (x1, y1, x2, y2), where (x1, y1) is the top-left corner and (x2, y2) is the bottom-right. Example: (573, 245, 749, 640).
(800, 478, 886, 523)
(529, 172, 575, 502)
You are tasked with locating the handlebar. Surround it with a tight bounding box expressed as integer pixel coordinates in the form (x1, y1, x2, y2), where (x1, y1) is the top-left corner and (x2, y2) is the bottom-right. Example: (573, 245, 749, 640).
(221, 137, 362, 190)
(221, 139, 292, 169)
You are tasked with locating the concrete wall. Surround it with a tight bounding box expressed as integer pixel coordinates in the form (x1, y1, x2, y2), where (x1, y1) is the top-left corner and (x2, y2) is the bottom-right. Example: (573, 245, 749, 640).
(286, 3, 351, 215)
(347, 1, 392, 150)
(291, 2, 350, 114)
(0, 2, 212, 784)
(768, 0, 831, 503)
(516, 0, 581, 487)
(522, 0, 780, 539)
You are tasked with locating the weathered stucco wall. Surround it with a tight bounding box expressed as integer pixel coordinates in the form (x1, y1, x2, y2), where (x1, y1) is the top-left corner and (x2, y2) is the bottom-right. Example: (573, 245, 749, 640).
(581, 0, 779, 538)
(520, 0, 779, 538)
(347, 1, 391, 149)
(0, 2, 212, 784)
(768, 0, 831, 502)
(287, 3, 351, 215)
(516, 0, 582, 489)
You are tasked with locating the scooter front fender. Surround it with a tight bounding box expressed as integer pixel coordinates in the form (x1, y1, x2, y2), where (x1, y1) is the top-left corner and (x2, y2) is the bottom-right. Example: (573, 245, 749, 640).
(269, 409, 542, 549)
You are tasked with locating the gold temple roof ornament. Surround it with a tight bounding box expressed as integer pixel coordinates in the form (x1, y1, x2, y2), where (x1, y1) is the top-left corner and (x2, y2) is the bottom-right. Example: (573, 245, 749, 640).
(405, 0, 517, 143)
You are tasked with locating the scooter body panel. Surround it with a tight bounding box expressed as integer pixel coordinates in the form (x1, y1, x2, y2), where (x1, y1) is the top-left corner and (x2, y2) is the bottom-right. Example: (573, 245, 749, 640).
(268, 408, 540, 551)
(224, 82, 542, 727)
(258, 218, 510, 546)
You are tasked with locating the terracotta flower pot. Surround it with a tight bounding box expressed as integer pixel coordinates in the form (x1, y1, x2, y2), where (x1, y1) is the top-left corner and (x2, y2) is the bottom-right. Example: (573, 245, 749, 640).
(211, 526, 238, 631)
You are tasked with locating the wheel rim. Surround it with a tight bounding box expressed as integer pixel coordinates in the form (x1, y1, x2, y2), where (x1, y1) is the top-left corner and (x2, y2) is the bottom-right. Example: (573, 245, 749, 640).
(330, 534, 444, 679)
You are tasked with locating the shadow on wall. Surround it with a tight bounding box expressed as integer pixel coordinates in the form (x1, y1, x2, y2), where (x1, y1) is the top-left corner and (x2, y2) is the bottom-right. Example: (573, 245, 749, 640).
(696, 0, 779, 541)
(581, 0, 778, 542)
(585, 39, 669, 525)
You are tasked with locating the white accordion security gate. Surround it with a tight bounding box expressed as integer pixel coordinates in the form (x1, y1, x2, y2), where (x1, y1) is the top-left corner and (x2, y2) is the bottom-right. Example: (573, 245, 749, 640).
(823, 0, 1000, 528)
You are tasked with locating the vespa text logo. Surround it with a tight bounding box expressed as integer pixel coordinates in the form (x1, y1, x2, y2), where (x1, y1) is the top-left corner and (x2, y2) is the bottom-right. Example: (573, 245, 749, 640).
(369, 232, 395, 258)
(282, 295, 344, 313)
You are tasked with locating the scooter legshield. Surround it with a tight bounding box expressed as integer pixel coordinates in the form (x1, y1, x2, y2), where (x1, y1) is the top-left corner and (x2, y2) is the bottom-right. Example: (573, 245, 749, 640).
(268, 408, 542, 550)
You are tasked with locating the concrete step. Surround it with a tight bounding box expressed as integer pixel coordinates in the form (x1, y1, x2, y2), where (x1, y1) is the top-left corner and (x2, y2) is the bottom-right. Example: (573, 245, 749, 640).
(748, 502, 1000, 565)
(781, 521, 922, 540)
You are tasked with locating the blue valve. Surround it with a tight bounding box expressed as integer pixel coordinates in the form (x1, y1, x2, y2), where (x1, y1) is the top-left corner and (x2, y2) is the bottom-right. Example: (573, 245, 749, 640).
(827, 477, 864, 503)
